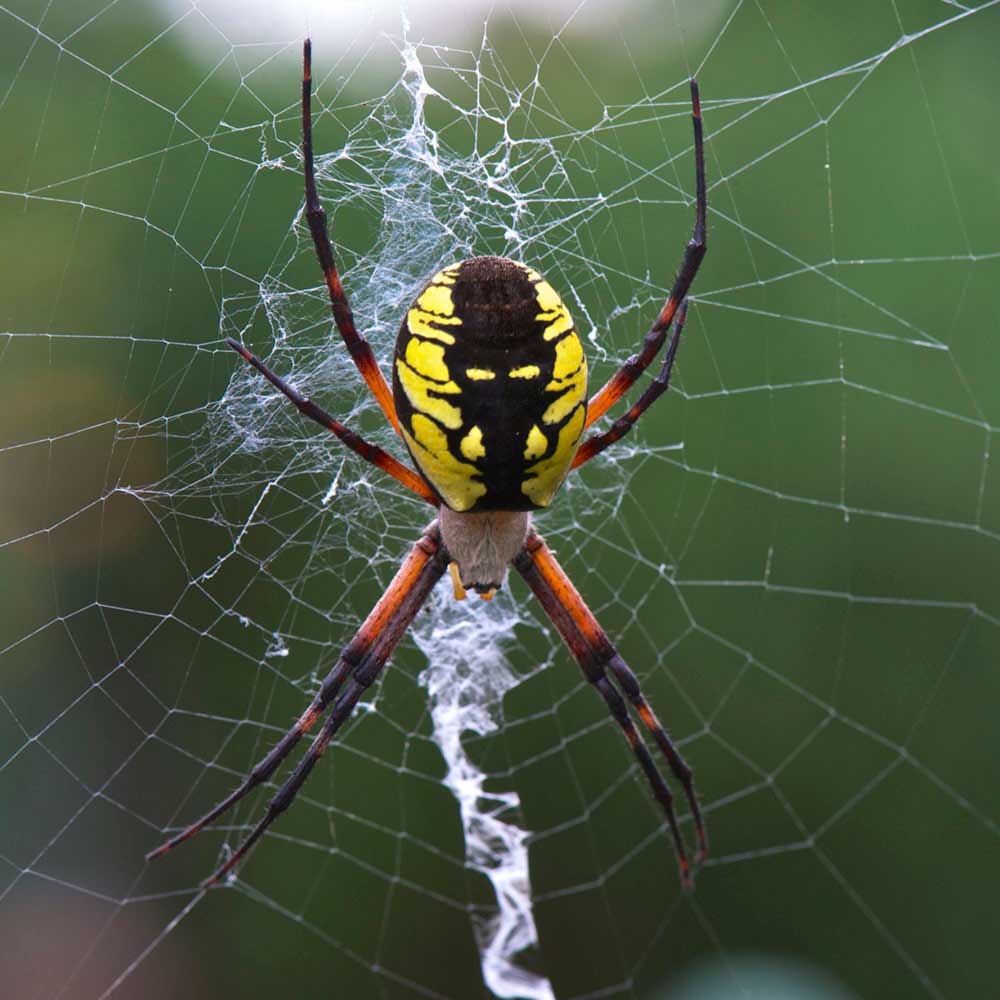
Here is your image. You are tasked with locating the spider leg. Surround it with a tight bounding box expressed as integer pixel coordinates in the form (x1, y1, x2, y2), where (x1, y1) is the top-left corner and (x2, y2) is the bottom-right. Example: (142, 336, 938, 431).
(226, 339, 437, 506)
(584, 80, 705, 430)
(513, 530, 706, 889)
(301, 39, 401, 437)
(145, 658, 351, 861)
(148, 522, 448, 882)
(572, 300, 688, 469)
(202, 657, 379, 886)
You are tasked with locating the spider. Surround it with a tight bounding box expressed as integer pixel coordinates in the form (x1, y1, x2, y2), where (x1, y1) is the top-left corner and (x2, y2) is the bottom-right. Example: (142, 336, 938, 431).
(148, 39, 708, 890)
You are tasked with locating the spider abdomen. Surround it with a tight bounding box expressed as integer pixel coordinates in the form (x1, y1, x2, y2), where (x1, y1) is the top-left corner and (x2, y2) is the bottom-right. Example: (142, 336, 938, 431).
(393, 256, 588, 512)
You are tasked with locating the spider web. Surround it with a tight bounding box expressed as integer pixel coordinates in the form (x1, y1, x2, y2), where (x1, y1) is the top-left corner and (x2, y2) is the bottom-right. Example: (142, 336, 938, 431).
(1, 1, 998, 998)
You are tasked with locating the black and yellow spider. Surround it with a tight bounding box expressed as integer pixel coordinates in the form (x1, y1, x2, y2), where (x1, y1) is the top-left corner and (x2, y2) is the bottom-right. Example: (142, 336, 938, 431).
(149, 40, 708, 889)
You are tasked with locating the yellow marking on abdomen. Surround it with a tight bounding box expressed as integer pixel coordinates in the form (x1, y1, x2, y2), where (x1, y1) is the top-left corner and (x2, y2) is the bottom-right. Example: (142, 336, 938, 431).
(524, 425, 548, 461)
(543, 369, 587, 424)
(550, 333, 583, 381)
(405, 338, 450, 382)
(431, 266, 459, 286)
(509, 365, 540, 379)
(460, 425, 485, 461)
(419, 283, 457, 317)
(531, 279, 574, 341)
(466, 368, 495, 381)
(408, 308, 460, 344)
(540, 305, 573, 341)
(403, 414, 486, 512)
(395, 359, 462, 429)
(534, 280, 561, 311)
(521, 405, 585, 507)
(542, 334, 588, 425)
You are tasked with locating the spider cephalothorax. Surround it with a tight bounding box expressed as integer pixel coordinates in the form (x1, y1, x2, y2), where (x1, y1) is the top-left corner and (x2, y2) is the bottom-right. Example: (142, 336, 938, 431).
(149, 39, 708, 892)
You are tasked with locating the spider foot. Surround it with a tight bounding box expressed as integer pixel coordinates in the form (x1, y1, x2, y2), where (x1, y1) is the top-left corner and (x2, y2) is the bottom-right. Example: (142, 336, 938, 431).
(145, 821, 204, 861)
(200, 868, 231, 889)
(695, 839, 709, 868)
(198, 844, 243, 888)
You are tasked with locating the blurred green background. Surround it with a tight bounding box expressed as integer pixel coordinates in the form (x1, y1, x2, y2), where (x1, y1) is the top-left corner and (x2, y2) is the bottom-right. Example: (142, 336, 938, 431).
(1, 1, 998, 998)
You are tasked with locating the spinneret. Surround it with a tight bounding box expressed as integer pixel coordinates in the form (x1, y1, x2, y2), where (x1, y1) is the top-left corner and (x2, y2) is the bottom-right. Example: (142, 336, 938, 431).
(393, 256, 588, 512)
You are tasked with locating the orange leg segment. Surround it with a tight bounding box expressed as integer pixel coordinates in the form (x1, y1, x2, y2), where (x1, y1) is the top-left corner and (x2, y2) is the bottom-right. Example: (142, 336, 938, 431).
(148, 522, 448, 884)
(513, 529, 707, 889)
(572, 300, 689, 470)
(302, 39, 402, 438)
(226, 338, 438, 506)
